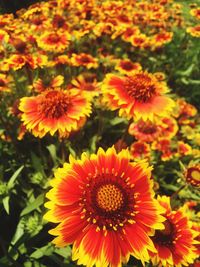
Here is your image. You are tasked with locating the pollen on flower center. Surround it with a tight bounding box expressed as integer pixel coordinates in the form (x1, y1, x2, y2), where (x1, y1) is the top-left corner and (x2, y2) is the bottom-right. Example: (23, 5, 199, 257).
(96, 184, 124, 212)
(125, 73, 157, 102)
(39, 90, 69, 119)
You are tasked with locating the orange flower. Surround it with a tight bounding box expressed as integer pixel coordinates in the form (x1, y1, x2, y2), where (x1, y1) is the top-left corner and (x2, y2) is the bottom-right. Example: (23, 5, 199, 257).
(33, 75, 64, 93)
(70, 73, 99, 96)
(52, 55, 70, 67)
(151, 31, 173, 48)
(129, 119, 162, 143)
(187, 25, 200, 37)
(115, 59, 142, 75)
(129, 117, 177, 143)
(184, 163, 200, 187)
(121, 27, 140, 42)
(152, 138, 174, 161)
(130, 141, 151, 160)
(102, 71, 175, 121)
(52, 14, 69, 30)
(176, 99, 197, 118)
(174, 99, 197, 126)
(0, 29, 9, 44)
(71, 53, 98, 69)
(44, 147, 164, 267)
(176, 141, 192, 157)
(150, 196, 197, 267)
(131, 34, 149, 48)
(0, 73, 12, 93)
(7, 54, 26, 70)
(160, 117, 178, 139)
(11, 37, 28, 54)
(19, 89, 92, 138)
(190, 8, 200, 20)
(37, 31, 70, 52)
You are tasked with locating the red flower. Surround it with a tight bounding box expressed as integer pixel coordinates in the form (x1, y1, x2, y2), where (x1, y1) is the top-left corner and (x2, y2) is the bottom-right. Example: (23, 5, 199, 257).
(44, 147, 165, 267)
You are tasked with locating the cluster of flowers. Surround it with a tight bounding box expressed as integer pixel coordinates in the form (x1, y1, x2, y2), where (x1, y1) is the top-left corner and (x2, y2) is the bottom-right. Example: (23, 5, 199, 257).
(0, 0, 199, 266)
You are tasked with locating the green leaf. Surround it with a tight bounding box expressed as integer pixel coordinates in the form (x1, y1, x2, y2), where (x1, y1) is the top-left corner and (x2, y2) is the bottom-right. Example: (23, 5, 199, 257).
(2, 196, 9, 214)
(66, 143, 76, 157)
(179, 161, 186, 172)
(0, 257, 11, 267)
(31, 152, 44, 174)
(110, 117, 127, 126)
(10, 218, 26, 245)
(54, 246, 71, 258)
(20, 193, 45, 217)
(7, 165, 24, 189)
(89, 135, 99, 153)
(30, 244, 54, 259)
(46, 144, 57, 165)
(176, 64, 194, 77)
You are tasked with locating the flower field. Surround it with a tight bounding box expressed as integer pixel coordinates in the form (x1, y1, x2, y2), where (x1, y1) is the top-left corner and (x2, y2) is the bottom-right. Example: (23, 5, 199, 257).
(0, 0, 200, 266)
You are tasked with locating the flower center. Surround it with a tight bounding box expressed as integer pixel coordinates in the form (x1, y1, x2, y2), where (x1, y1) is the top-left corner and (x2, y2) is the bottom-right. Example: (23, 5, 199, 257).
(0, 79, 6, 86)
(47, 34, 60, 44)
(80, 55, 91, 63)
(191, 170, 200, 181)
(53, 15, 66, 28)
(39, 90, 69, 119)
(153, 219, 175, 247)
(96, 184, 124, 212)
(186, 166, 200, 186)
(125, 73, 157, 102)
(138, 120, 157, 134)
(81, 174, 135, 232)
(132, 143, 146, 154)
(120, 61, 135, 70)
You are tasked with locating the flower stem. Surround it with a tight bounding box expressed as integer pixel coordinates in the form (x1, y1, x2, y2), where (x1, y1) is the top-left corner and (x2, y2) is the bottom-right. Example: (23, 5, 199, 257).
(170, 184, 186, 199)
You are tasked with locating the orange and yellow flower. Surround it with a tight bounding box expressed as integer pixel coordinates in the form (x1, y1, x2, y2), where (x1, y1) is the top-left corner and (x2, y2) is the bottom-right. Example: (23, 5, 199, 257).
(187, 25, 200, 38)
(151, 31, 173, 48)
(131, 34, 149, 48)
(150, 196, 197, 267)
(115, 59, 142, 75)
(44, 147, 165, 267)
(121, 26, 140, 42)
(160, 117, 178, 139)
(176, 141, 192, 157)
(33, 75, 64, 93)
(70, 73, 99, 96)
(102, 71, 175, 121)
(7, 54, 26, 70)
(190, 8, 200, 20)
(0, 73, 12, 93)
(71, 53, 98, 69)
(176, 99, 197, 118)
(130, 141, 151, 160)
(37, 31, 70, 52)
(129, 119, 162, 143)
(0, 29, 9, 44)
(19, 88, 92, 138)
(152, 138, 174, 161)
